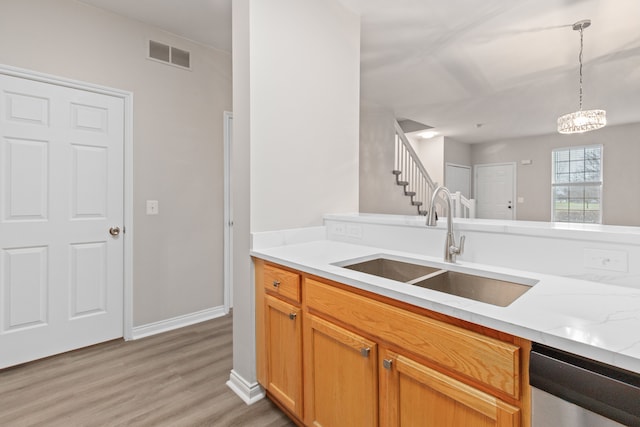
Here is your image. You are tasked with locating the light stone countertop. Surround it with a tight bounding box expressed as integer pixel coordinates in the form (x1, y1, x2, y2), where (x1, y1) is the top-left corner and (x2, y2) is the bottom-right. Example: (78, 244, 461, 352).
(251, 239, 640, 374)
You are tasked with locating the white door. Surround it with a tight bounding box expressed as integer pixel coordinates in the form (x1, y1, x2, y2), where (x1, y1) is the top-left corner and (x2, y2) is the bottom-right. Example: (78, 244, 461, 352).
(223, 111, 233, 312)
(445, 163, 471, 198)
(474, 163, 515, 220)
(0, 74, 124, 368)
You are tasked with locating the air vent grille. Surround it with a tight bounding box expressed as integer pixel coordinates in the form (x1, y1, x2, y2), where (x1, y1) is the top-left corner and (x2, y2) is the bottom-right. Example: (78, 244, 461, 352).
(148, 40, 191, 69)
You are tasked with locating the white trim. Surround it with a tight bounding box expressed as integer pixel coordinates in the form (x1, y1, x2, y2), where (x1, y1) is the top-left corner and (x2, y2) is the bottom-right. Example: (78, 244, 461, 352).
(226, 369, 265, 405)
(0, 64, 135, 341)
(131, 306, 227, 340)
(223, 111, 233, 313)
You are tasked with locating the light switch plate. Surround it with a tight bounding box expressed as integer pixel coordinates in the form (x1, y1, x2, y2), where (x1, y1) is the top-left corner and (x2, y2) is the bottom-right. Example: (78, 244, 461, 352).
(584, 248, 628, 272)
(146, 200, 159, 215)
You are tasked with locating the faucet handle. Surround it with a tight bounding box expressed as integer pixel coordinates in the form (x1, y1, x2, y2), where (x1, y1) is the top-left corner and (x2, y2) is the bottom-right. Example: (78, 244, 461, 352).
(449, 235, 465, 256)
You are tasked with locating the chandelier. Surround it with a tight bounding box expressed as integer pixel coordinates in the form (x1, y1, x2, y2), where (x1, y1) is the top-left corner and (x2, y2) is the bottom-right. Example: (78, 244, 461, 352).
(557, 19, 606, 134)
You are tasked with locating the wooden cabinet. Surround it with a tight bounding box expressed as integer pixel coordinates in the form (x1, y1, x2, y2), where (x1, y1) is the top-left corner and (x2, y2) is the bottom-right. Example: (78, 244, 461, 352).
(379, 348, 520, 427)
(256, 261, 303, 420)
(264, 294, 302, 417)
(303, 313, 378, 427)
(254, 259, 530, 427)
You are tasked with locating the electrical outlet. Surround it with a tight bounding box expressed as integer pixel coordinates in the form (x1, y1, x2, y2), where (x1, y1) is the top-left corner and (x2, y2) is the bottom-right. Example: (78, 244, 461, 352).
(584, 248, 628, 272)
(331, 223, 346, 236)
(146, 200, 159, 215)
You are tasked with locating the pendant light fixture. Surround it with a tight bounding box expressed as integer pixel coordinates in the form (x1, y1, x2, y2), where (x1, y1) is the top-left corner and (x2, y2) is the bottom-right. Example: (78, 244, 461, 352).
(557, 19, 606, 134)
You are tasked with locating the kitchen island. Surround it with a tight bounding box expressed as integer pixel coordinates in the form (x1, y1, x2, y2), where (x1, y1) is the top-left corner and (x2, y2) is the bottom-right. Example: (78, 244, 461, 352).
(250, 214, 640, 426)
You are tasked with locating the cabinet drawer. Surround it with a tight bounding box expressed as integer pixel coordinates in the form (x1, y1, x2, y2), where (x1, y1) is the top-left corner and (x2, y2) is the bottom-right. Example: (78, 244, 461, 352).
(264, 264, 301, 303)
(305, 278, 521, 398)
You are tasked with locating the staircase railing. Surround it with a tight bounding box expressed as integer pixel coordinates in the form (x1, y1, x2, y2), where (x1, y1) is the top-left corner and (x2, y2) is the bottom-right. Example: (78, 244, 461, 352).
(393, 121, 437, 216)
(393, 120, 475, 218)
(451, 191, 476, 219)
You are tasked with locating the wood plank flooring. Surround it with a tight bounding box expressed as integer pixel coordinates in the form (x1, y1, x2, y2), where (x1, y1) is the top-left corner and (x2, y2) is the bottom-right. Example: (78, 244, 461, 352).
(0, 314, 295, 427)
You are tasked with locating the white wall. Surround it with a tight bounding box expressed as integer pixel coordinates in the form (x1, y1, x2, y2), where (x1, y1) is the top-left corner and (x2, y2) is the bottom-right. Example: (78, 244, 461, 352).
(250, 0, 361, 232)
(230, 0, 361, 402)
(410, 135, 445, 186)
(471, 123, 640, 226)
(0, 0, 232, 326)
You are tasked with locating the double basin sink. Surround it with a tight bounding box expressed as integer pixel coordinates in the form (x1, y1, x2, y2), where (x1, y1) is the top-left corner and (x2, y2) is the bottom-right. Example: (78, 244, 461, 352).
(333, 255, 538, 307)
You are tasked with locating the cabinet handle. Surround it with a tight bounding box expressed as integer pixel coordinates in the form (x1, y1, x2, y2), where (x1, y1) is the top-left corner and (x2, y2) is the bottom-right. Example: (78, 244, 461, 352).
(273, 280, 280, 288)
(289, 312, 297, 320)
(360, 347, 371, 357)
(383, 359, 393, 370)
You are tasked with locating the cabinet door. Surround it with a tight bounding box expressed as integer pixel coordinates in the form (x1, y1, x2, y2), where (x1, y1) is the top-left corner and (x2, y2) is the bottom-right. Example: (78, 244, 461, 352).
(304, 314, 378, 427)
(265, 295, 303, 418)
(379, 349, 520, 427)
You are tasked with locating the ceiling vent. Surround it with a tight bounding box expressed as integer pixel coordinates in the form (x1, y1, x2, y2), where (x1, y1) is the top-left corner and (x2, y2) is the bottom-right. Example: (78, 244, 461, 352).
(148, 40, 191, 69)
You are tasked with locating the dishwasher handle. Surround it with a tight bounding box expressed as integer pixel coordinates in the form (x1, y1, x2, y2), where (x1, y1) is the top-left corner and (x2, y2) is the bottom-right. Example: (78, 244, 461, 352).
(530, 343, 640, 427)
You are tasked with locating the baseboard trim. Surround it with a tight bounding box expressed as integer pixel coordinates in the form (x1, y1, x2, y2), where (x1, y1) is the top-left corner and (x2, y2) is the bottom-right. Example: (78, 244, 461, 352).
(226, 369, 265, 405)
(131, 306, 227, 340)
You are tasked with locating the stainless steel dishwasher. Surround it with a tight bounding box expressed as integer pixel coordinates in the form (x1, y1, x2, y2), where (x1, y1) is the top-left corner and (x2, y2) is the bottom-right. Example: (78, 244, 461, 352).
(530, 343, 640, 427)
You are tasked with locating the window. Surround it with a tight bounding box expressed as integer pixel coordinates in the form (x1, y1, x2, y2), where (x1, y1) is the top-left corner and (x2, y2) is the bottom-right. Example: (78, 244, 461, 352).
(552, 145, 603, 223)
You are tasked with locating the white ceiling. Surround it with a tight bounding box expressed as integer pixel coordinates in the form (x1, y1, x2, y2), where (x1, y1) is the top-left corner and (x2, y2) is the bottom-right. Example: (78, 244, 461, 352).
(79, 0, 232, 52)
(79, 0, 640, 143)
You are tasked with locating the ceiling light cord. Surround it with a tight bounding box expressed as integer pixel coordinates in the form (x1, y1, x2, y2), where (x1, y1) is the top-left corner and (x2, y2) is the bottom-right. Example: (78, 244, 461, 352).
(578, 26, 584, 111)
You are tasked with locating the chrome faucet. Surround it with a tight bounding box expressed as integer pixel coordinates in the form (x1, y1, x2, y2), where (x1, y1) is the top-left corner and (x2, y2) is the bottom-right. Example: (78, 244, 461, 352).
(426, 186, 465, 263)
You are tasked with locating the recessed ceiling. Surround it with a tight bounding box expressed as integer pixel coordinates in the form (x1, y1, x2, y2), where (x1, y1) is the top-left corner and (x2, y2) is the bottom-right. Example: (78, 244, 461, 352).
(78, 0, 640, 143)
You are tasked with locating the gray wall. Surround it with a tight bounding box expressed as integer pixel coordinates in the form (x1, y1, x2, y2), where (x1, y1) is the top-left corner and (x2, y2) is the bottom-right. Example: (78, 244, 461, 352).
(359, 105, 417, 215)
(0, 0, 233, 325)
(471, 122, 640, 226)
(444, 138, 472, 167)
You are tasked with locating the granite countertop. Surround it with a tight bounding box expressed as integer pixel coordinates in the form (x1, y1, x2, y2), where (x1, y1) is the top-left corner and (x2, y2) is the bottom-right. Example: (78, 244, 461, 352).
(251, 239, 640, 374)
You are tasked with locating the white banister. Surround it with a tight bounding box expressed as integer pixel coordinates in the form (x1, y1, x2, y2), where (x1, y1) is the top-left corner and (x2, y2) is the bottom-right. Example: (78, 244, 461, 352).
(393, 120, 475, 218)
(451, 191, 476, 218)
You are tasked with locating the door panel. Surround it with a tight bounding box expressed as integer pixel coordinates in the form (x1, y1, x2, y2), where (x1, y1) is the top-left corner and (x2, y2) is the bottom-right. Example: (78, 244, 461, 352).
(2, 246, 48, 331)
(475, 163, 515, 220)
(380, 350, 520, 427)
(0, 73, 124, 368)
(304, 313, 378, 427)
(4, 137, 49, 220)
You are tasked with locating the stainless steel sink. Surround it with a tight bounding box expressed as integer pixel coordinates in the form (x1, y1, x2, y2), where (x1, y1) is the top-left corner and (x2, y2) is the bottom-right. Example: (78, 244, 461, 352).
(335, 255, 536, 307)
(339, 257, 441, 282)
(412, 270, 533, 307)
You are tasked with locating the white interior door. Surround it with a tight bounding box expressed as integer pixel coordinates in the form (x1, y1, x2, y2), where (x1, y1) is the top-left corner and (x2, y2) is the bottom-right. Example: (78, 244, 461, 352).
(474, 163, 515, 220)
(224, 111, 233, 312)
(445, 163, 471, 198)
(0, 74, 124, 368)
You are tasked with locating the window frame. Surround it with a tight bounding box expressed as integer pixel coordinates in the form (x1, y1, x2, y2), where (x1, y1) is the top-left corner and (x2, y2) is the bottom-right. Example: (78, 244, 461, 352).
(551, 144, 603, 224)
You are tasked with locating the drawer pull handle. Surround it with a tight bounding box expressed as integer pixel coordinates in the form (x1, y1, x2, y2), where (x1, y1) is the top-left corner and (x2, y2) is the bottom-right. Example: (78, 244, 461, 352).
(383, 359, 393, 370)
(360, 347, 371, 357)
(288, 312, 297, 320)
(273, 280, 280, 288)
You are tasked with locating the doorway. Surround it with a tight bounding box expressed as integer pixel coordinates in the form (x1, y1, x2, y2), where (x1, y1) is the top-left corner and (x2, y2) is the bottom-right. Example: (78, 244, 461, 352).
(445, 163, 471, 198)
(223, 111, 233, 312)
(0, 66, 132, 368)
(474, 162, 516, 220)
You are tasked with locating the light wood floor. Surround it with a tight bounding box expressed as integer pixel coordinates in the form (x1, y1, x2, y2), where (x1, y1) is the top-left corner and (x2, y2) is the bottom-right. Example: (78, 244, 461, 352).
(0, 314, 295, 427)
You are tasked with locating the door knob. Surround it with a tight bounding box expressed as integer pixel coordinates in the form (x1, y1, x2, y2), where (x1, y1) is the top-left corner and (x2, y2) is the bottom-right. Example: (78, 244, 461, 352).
(109, 226, 121, 236)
